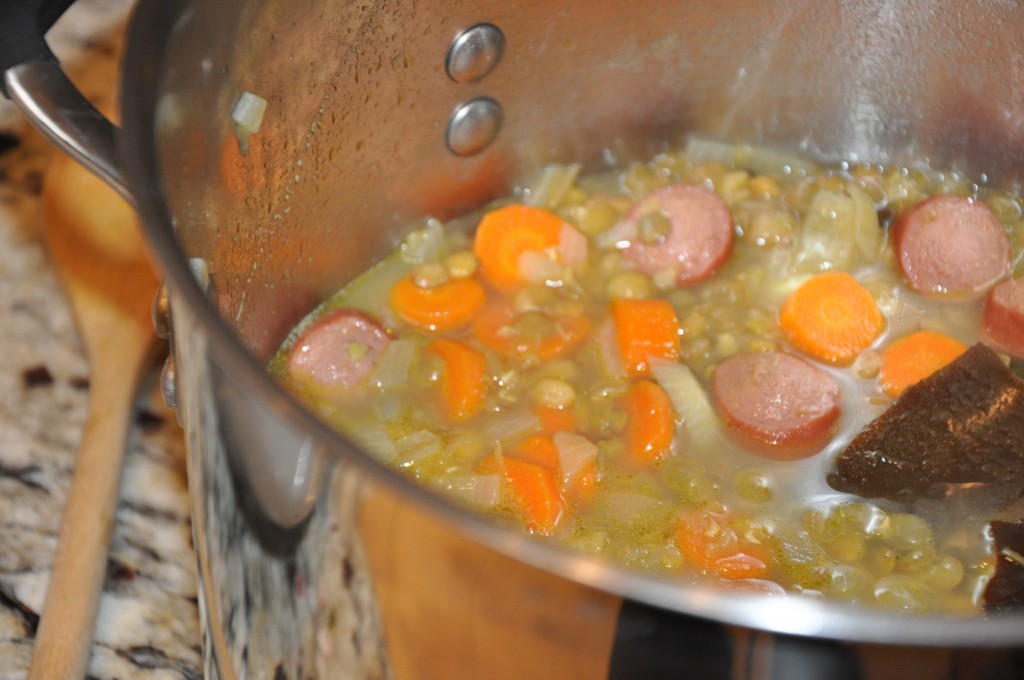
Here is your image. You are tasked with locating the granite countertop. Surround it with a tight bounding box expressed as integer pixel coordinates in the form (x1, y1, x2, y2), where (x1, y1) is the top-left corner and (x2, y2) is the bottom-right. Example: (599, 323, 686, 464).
(0, 1, 202, 678)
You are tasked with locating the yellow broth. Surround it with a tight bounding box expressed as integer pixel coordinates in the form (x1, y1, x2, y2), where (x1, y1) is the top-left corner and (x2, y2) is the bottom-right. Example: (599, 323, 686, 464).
(270, 143, 1024, 615)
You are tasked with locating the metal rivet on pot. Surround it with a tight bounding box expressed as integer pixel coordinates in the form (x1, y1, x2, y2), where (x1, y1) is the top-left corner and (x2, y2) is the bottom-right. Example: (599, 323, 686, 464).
(152, 285, 171, 340)
(160, 356, 178, 411)
(446, 97, 503, 157)
(446, 23, 505, 84)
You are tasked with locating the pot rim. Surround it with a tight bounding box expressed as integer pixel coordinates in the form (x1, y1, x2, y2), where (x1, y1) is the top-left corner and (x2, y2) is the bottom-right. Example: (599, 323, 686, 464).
(119, 0, 1024, 647)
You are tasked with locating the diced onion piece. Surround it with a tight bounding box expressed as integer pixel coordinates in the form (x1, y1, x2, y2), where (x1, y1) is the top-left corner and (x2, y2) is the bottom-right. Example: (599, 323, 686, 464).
(525, 163, 581, 210)
(395, 430, 442, 467)
(594, 216, 637, 251)
(553, 431, 598, 487)
(597, 318, 627, 379)
(792, 189, 856, 273)
(683, 136, 820, 176)
(230, 91, 268, 155)
(437, 474, 501, 508)
(558, 222, 589, 268)
(371, 394, 401, 421)
(649, 356, 721, 450)
(348, 422, 397, 463)
(369, 338, 417, 390)
(400, 218, 448, 265)
(485, 409, 542, 444)
(681, 137, 736, 167)
(847, 183, 882, 260)
(517, 249, 564, 285)
(231, 91, 268, 135)
(791, 183, 881, 275)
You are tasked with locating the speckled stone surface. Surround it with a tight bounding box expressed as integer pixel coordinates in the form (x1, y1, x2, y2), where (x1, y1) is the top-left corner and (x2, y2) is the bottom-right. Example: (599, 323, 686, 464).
(0, 1, 201, 678)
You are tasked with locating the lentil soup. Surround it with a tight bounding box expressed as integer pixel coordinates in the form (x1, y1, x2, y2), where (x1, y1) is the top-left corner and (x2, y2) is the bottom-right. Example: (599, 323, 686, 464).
(271, 140, 1024, 616)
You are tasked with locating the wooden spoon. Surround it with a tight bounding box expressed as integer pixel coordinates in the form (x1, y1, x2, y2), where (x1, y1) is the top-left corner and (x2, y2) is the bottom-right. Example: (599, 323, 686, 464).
(27, 150, 161, 680)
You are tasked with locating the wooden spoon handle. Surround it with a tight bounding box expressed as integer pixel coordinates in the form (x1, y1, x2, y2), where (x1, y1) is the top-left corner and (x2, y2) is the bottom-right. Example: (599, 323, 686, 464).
(27, 323, 158, 680)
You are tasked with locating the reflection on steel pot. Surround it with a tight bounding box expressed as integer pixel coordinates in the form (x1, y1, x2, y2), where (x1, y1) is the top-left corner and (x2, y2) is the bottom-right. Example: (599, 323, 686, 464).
(5, 0, 1024, 677)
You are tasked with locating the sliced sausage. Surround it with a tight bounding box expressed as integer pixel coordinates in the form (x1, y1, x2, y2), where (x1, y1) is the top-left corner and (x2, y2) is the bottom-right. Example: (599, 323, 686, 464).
(712, 351, 841, 460)
(982, 277, 1024, 358)
(891, 195, 1011, 296)
(287, 308, 392, 389)
(619, 184, 735, 285)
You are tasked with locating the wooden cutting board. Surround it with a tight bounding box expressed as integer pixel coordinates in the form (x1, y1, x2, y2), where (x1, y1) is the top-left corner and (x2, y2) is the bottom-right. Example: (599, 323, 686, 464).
(359, 486, 623, 680)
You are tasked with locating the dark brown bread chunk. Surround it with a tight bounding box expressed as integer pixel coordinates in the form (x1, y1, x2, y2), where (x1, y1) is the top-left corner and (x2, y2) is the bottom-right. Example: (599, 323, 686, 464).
(985, 520, 1024, 612)
(827, 344, 1024, 502)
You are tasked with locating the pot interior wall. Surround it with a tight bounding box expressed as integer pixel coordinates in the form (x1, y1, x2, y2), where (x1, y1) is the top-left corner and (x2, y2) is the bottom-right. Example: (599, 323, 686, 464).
(153, 0, 1024, 358)
(121, 0, 1024, 659)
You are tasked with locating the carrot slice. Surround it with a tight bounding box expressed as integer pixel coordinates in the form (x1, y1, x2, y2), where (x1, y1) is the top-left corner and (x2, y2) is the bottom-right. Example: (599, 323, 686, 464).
(478, 453, 563, 534)
(611, 298, 681, 377)
(779, 271, 883, 365)
(675, 511, 771, 580)
(508, 432, 599, 503)
(534, 404, 577, 434)
(879, 330, 967, 398)
(472, 301, 591, 360)
(473, 204, 566, 293)
(622, 379, 676, 465)
(390, 274, 486, 332)
(508, 433, 561, 469)
(427, 337, 488, 421)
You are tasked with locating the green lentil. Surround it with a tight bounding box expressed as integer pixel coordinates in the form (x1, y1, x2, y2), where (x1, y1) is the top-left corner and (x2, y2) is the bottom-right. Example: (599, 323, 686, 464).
(412, 261, 450, 288)
(607, 272, 655, 300)
(733, 467, 774, 504)
(532, 378, 577, 409)
(444, 250, 478, 279)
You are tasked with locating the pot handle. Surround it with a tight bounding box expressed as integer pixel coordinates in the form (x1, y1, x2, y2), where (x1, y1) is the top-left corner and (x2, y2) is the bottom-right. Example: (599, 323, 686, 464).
(0, 0, 131, 202)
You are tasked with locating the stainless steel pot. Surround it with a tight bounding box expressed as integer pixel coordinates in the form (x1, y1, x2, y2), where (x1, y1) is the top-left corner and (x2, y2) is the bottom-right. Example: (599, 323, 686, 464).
(6, 0, 1024, 677)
